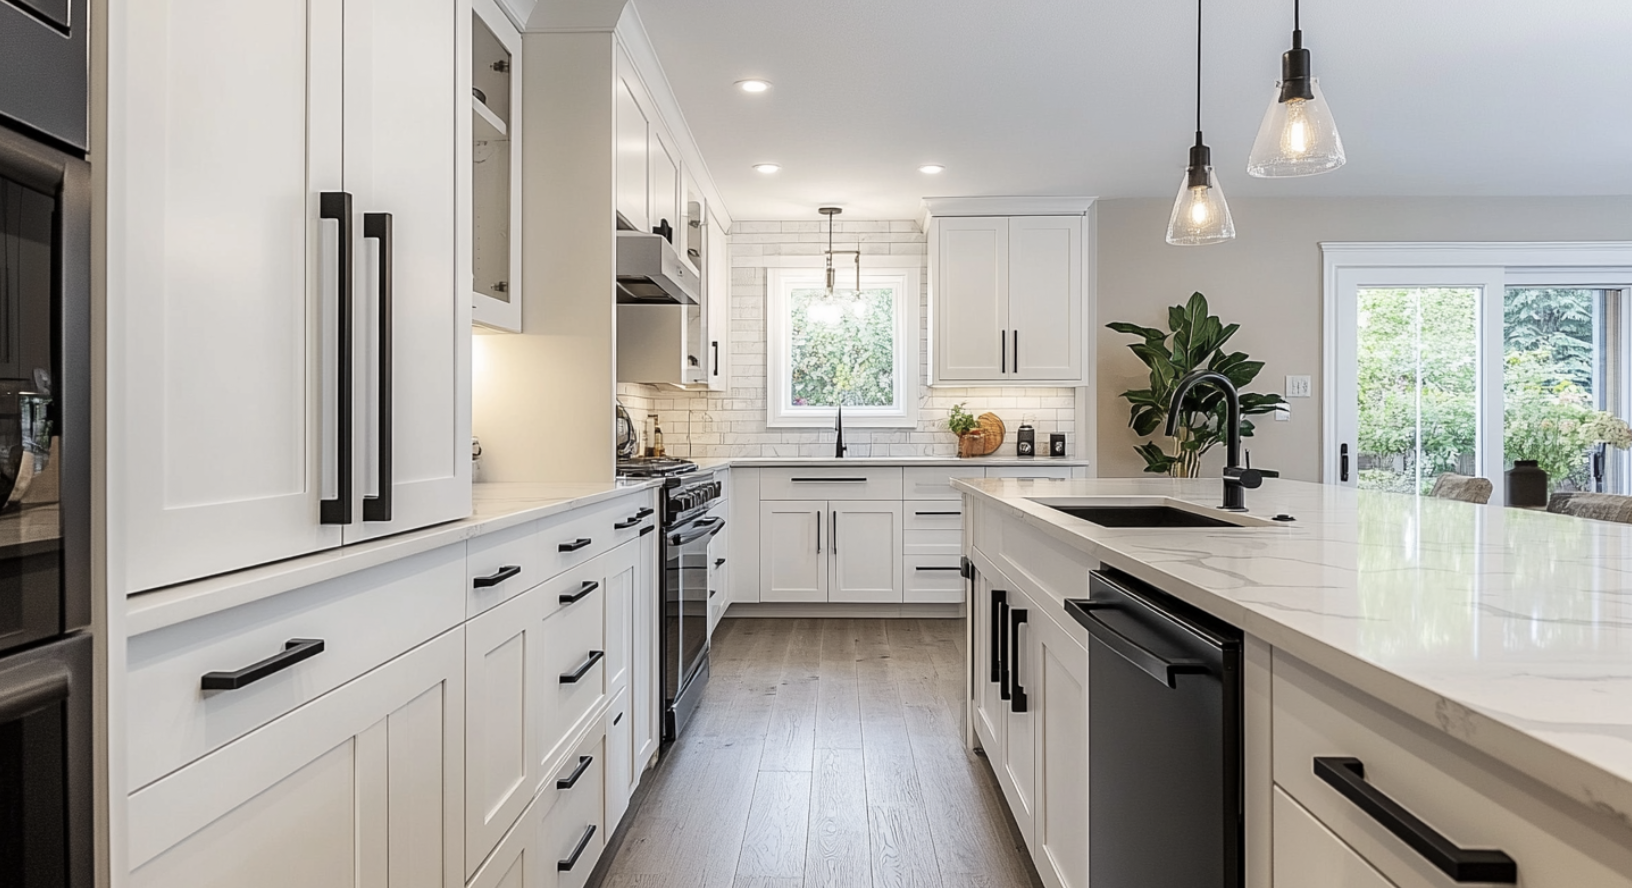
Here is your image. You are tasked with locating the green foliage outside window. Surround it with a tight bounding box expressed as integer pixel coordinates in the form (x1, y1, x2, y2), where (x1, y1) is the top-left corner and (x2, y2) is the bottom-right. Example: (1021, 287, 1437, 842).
(788, 288, 898, 408)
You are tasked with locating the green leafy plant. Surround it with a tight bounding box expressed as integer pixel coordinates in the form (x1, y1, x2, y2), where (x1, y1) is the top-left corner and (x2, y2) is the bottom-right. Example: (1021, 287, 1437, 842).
(948, 402, 978, 436)
(1108, 292, 1285, 477)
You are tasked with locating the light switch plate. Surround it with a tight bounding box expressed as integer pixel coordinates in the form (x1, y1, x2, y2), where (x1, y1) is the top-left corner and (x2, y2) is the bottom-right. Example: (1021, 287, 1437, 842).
(1286, 375, 1312, 398)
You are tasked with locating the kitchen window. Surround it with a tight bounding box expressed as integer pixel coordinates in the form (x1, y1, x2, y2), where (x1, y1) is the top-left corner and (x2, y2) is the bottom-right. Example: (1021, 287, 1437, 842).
(766, 265, 921, 428)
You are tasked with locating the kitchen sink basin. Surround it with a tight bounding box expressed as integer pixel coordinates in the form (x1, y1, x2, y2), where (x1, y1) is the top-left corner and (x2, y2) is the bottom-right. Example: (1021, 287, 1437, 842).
(1047, 504, 1242, 528)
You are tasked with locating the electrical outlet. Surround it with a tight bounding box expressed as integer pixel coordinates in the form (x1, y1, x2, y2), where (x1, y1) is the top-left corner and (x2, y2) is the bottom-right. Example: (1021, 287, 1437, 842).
(1286, 375, 1312, 399)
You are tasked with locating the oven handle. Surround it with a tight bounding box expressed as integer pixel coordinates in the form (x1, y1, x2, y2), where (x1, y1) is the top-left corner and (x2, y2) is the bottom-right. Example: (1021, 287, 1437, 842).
(669, 516, 724, 546)
(0, 663, 71, 723)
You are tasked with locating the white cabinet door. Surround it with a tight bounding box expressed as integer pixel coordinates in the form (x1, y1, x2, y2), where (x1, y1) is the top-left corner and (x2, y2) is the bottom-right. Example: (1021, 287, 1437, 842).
(605, 685, 634, 833)
(971, 571, 1007, 757)
(703, 208, 731, 391)
(632, 526, 660, 771)
(603, 539, 638, 694)
(649, 128, 679, 236)
(128, 628, 464, 888)
(706, 502, 729, 615)
(760, 500, 827, 603)
(614, 74, 648, 232)
(117, 0, 344, 591)
(341, 0, 470, 544)
(999, 585, 1039, 844)
(1007, 216, 1082, 381)
(1273, 788, 1398, 888)
(933, 217, 1009, 382)
(465, 590, 538, 877)
(829, 500, 903, 604)
(1032, 605, 1089, 888)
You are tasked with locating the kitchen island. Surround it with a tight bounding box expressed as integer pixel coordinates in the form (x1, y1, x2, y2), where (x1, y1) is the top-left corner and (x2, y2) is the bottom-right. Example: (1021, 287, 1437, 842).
(957, 475, 1632, 888)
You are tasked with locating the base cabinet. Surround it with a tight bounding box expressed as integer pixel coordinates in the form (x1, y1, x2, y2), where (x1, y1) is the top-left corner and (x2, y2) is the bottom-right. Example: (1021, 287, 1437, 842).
(128, 628, 465, 888)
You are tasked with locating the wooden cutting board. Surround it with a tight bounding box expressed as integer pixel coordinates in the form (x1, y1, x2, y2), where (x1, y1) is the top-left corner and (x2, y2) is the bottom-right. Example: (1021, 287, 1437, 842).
(977, 413, 1005, 455)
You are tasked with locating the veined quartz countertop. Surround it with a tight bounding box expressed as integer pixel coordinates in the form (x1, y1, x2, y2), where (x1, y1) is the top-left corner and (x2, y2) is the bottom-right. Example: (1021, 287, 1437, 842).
(125, 481, 663, 635)
(693, 457, 1090, 469)
(955, 475, 1632, 832)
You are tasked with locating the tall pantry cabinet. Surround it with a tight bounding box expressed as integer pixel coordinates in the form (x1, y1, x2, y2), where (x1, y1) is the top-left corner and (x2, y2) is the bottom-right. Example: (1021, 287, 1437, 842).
(109, 0, 472, 591)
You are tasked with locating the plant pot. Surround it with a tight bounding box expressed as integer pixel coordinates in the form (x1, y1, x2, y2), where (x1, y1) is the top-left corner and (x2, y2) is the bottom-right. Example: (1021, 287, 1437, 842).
(1506, 460, 1549, 507)
(958, 431, 985, 459)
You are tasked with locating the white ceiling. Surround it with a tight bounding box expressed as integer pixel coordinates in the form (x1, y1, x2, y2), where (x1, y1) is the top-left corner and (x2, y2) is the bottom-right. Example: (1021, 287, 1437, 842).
(632, 0, 1632, 221)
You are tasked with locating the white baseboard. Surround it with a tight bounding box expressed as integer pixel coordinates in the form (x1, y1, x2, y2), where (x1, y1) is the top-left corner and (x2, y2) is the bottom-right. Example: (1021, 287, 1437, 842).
(723, 602, 963, 620)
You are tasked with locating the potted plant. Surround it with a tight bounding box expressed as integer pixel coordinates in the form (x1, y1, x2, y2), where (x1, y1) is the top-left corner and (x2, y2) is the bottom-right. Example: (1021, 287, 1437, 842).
(949, 402, 984, 458)
(1108, 292, 1284, 477)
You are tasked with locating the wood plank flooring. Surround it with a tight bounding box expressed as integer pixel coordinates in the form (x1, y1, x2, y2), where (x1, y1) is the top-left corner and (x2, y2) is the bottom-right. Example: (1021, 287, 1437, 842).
(596, 618, 1041, 888)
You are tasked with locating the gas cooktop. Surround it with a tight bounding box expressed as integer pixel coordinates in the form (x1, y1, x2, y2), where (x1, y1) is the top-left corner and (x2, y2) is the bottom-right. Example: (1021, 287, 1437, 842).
(615, 458, 698, 478)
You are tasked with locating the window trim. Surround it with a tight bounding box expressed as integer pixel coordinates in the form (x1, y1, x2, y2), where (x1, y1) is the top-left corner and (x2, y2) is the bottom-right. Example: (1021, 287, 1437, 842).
(766, 263, 922, 429)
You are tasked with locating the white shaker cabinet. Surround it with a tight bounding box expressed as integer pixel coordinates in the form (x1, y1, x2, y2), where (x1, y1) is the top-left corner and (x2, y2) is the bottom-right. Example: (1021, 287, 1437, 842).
(112, 0, 470, 591)
(649, 128, 680, 240)
(828, 501, 903, 604)
(930, 215, 1085, 384)
(614, 73, 649, 234)
(760, 500, 828, 603)
(471, 0, 523, 332)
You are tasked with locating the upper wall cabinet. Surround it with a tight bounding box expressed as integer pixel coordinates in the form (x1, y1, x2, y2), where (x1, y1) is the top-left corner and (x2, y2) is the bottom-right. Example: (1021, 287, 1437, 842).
(111, 0, 471, 591)
(614, 73, 649, 235)
(471, 0, 522, 331)
(930, 215, 1086, 385)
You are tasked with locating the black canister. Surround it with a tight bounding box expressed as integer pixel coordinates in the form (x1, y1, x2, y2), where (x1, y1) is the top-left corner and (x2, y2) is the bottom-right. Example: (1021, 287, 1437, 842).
(1049, 433, 1066, 457)
(1505, 460, 1549, 507)
(1016, 423, 1036, 457)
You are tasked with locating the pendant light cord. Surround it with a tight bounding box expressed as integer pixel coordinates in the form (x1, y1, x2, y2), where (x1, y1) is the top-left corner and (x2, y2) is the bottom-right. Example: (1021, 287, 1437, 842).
(1294, 0, 1300, 31)
(1195, 0, 1203, 137)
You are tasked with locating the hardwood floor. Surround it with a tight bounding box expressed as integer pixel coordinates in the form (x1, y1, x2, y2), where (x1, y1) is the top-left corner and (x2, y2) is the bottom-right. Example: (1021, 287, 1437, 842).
(596, 618, 1041, 888)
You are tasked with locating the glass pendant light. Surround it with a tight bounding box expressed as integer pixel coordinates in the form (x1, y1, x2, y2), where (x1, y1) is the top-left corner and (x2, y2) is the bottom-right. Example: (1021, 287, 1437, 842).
(1246, 0, 1346, 177)
(1166, 0, 1235, 246)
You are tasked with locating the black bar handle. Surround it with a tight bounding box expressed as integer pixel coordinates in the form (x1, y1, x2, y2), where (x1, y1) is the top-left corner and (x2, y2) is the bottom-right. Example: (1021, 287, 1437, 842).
(1314, 757, 1517, 884)
(990, 589, 1006, 683)
(558, 824, 597, 872)
(711, 340, 719, 376)
(915, 510, 962, 516)
(916, 566, 962, 572)
(362, 212, 393, 522)
(998, 598, 1012, 700)
(559, 650, 605, 684)
(1069, 600, 1208, 689)
(639, 525, 655, 536)
(202, 639, 326, 691)
(1341, 442, 1350, 483)
(614, 516, 642, 529)
(635, 507, 655, 519)
(816, 509, 822, 553)
(709, 587, 717, 598)
(670, 517, 724, 547)
(1010, 608, 1029, 713)
(320, 192, 354, 525)
(1013, 330, 1019, 374)
(473, 565, 521, 589)
(961, 556, 975, 580)
(1000, 329, 1006, 373)
(559, 537, 592, 552)
(831, 510, 838, 554)
(0, 664, 70, 723)
(791, 477, 868, 483)
(560, 581, 599, 604)
(555, 754, 593, 789)
(715, 557, 726, 567)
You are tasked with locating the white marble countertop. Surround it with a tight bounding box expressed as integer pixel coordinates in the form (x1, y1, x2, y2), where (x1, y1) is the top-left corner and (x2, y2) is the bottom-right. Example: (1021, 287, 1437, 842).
(125, 481, 662, 635)
(954, 475, 1632, 831)
(694, 456, 1090, 469)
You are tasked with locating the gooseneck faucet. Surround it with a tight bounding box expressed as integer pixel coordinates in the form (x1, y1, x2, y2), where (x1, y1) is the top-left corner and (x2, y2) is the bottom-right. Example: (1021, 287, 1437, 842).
(834, 405, 847, 458)
(1166, 370, 1262, 511)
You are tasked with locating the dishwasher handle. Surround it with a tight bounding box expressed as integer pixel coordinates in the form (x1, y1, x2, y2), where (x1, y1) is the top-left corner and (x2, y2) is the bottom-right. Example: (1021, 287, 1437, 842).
(1071, 599, 1209, 689)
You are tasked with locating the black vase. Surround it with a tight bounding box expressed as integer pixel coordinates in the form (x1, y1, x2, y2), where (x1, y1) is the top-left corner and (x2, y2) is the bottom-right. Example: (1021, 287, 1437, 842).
(1506, 460, 1549, 507)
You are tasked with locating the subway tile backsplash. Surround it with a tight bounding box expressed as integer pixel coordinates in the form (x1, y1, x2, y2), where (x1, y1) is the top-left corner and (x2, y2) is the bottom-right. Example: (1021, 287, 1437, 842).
(616, 219, 1078, 459)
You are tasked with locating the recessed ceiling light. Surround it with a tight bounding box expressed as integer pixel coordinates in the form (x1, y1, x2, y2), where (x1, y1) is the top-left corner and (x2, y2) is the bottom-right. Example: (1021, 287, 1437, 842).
(753, 163, 781, 174)
(918, 164, 946, 174)
(736, 79, 772, 93)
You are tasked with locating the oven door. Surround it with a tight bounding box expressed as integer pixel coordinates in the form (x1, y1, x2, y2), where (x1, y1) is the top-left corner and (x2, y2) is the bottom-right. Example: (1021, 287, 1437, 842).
(0, 632, 91, 888)
(665, 515, 723, 704)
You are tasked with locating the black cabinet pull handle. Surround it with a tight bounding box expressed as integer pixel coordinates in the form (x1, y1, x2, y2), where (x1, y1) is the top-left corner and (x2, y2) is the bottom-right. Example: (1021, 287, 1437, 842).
(558, 824, 597, 872)
(1340, 442, 1350, 483)
(361, 212, 393, 522)
(1013, 330, 1019, 374)
(0, 664, 69, 723)
(961, 556, 975, 580)
(613, 711, 624, 725)
(559, 581, 598, 604)
(997, 596, 1011, 698)
(556, 754, 594, 789)
(1069, 599, 1209, 689)
(1314, 757, 1517, 883)
(1009, 609, 1029, 712)
(559, 537, 592, 552)
(916, 565, 962, 571)
(614, 516, 641, 529)
(791, 477, 868, 483)
(915, 510, 961, 516)
(831, 510, 838, 554)
(715, 557, 726, 567)
(1000, 329, 1006, 374)
(815, 509, 822, 554)
(635, 507, 654, 519)
(319, 192, 354, 525)
(639, 525, 655, 536)
(473, 565, 521, 589)
(711, 340, 719, 376)
(709, 588, 717, 598)
(202, 639, 325, 691)
(990, 589, 1005, 684)
(559, 650, 604, 684)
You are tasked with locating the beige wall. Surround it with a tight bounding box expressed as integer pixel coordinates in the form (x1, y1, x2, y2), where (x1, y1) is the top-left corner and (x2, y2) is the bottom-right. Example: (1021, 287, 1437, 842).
(1095, 196, 1632, 482)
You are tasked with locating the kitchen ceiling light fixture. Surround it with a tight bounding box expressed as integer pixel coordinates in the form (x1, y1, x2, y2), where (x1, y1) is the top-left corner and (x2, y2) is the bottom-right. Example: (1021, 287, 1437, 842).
(918, 164, 946, 174)
(1166, 0, 1235, 246)
(753, 163, 781, 173)
(813, 207, 863, 326)
(1246, 0, 1346, 177)
(736, 79, 772, 93)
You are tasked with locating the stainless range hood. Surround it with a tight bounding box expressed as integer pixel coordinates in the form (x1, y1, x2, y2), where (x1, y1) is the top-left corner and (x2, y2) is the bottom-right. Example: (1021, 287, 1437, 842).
(616, 231, 699, 305)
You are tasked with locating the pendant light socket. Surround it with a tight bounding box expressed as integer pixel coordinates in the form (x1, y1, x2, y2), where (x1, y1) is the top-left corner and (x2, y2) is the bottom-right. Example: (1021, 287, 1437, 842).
(1186, 138, 1212, 189)
(1278, 30, 1315, 102)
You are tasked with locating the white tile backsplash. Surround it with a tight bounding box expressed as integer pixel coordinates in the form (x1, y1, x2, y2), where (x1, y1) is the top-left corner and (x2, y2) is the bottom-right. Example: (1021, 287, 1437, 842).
(617, 220, 1077, 459)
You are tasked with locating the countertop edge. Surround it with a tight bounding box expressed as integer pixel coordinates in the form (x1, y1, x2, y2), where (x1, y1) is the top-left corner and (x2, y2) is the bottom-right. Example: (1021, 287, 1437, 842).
(953, 478, 1632, 834)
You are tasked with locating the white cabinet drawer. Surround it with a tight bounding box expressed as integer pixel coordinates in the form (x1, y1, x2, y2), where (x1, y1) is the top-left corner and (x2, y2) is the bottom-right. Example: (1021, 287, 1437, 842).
(759, 467, 902, 501)
(903, 466, 986, 499)
(538, 579, 608, 777)
(545, 730, 606, 888)
(536, 498, 638, 588)
(904, 529, 963, 556)
(1273, 653, 1632, 888)
(468, 520, 548, 615)
(904, 555, 964, 604)
(127, 545, 465, 790)
(1274, 786, 1398, 888)
(904, 503, 964, 529)
(984, 465, 1075, 481)
(467, 495, 654, 617)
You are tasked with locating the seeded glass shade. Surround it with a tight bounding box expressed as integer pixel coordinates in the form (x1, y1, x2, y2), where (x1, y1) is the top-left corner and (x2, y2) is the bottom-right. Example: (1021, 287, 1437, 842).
(1247, 77, 1345, 177)
(1166, 164, 1235, 246)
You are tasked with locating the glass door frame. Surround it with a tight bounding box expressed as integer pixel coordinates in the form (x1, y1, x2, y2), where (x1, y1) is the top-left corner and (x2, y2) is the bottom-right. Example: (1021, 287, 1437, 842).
(1323, 242, 1632, 495)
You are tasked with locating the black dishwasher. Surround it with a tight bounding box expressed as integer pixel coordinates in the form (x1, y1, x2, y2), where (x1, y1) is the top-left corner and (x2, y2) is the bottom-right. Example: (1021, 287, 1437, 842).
(1065, 569, 1242, 888)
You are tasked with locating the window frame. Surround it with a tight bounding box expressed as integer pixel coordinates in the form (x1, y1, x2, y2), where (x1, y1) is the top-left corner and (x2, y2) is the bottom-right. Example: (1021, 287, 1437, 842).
(766, 263, 922, 429)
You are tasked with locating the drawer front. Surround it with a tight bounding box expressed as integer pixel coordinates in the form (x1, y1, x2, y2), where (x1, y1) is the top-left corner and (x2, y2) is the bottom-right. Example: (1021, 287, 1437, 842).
(904, 503, 964, 530)
(1273, 653, 1632, 888)
(984, 465, 1075, 481)
(1274, 787, 1397, 888)
(537, 584, 608, 778)
(538, 551, 608, 628)
(603, 492, 658, 552)
(465, 587, 541, 875)
(904, 555, 964, 604)
(544, 731, 606, 888)
(537, 498, 629, 583)
(759, 467, 902, 501)
(468, 496, 652, 618)
(468, 520, 545, 616)
(127, 545, 465, 790)
(903, 466, 986, 500)
(904, 528, 963, 556)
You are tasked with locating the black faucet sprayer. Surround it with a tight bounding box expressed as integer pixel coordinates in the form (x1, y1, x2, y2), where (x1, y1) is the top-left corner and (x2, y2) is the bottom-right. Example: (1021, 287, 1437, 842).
(1165, 370, 1262, 511)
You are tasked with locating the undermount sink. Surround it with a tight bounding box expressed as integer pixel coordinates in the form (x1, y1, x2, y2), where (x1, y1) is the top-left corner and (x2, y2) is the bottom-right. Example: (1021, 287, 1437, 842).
(1029, 497, 1279, 529)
